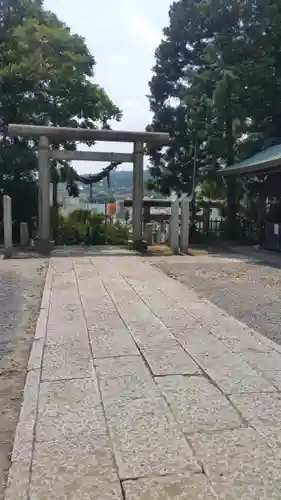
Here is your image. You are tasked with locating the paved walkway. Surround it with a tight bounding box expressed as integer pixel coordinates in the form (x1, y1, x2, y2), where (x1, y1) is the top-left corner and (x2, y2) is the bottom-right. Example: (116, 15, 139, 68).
(5, 248, 281, 499)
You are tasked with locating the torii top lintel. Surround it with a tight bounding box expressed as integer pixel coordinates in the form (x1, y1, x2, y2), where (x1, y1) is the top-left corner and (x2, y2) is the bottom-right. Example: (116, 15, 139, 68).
(8, 124, 170, 144)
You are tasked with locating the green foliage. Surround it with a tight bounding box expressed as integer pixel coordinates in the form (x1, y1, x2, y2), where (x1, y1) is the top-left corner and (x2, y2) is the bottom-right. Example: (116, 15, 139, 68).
(68, 209, 99, 226)
(56, 210, 129, 246)
(56, 210, 104, 245)
(147, 0, 281, 227)
(107, 195, 116, 203)
(0, 0, 121, 227)
(105, 220, 129, 245)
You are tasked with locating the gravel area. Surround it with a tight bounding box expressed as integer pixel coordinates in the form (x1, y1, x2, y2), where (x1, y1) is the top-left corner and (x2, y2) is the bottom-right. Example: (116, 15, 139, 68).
(0, 257, 48, 500)
(157, 255, 281, 346)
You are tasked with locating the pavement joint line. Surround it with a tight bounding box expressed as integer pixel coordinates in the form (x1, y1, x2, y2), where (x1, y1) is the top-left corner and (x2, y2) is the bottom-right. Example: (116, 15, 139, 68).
(184, 424, 250, 437)
(93, 354, 141, 364)
(225, 389, 281, 396)
(120, 469, 206, 483)
(94, 268, 158, 382)
(153, 373, 204, 379)
(40, 375, 95, 383)
(72, 261, 125, 499)
(92, 354, 142, 360)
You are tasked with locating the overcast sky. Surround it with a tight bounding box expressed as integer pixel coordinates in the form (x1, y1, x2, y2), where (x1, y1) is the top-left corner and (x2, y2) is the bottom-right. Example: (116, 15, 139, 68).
(43, 0, 171, 173)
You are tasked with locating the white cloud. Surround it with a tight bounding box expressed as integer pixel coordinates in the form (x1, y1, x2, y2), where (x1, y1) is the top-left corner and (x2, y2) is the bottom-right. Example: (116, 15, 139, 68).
(43, 0, 170, 174)
(107, 54, 128, 65)
(128, 16, 161, 49)
(122, 99, 137, 109)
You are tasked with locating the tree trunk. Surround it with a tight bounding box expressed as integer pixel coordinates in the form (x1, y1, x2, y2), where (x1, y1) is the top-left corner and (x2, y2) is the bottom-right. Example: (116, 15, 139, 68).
(225, 77, 237, 240)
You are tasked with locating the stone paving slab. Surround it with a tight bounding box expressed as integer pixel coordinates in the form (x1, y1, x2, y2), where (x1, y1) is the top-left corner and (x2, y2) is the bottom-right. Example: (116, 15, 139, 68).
(29, 433, 122, 500)
(211, 479, 281, 499)
(95, 355, 159, 401)
(190, 427, 281, 484)
(36, 377, 102, 441)
(230, 392, 281, 427)
(241, 350, 281, 372)
(123, 473, 218, 499)
(89, 325, 139, 358)
(103, 397, 200, 479)
(42, 339, 94, 381)
(156, 375, 243, 434)
(193, 351, 276, 394)
(140, 340, 201, 376)
(5, 249, 281, 499)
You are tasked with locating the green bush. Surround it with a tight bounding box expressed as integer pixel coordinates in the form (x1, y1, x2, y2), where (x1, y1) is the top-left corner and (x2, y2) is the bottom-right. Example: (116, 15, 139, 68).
(55, 210, 129, 246)
(105, 219, 130, 245)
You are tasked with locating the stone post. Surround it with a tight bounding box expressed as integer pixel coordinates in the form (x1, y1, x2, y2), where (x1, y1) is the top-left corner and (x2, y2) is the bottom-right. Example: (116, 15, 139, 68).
(164, 222, 169, 243)
(38, 136, 51, 243)
(169, 198, 179, 254)
(144, 223, 153, 246)
(132, 141, 144, 248)
(20, 222, 29, 247)
(155, 225, 161, 244)
(3, 195, 12, 259)
(143, 205, 150, 224)
(180, 198, 190, 253)
(151, 222, 156, 245)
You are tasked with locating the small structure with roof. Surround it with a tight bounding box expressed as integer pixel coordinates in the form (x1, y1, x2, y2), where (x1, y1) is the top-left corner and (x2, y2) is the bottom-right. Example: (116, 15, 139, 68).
(219, 142, 281, 251)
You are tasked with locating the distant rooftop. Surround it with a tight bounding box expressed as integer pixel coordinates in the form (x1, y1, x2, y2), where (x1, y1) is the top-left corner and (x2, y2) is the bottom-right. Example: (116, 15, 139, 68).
(124, 198, 171, 207)
(219, 143, 281, 176)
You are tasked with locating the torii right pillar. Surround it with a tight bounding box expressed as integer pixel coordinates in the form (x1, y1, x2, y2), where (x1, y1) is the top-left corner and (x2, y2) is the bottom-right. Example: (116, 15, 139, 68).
(132, 141, 144, 249)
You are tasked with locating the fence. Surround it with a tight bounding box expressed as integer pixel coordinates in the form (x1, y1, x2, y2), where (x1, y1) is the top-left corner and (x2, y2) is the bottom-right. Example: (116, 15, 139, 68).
(238, 220, 259, 244)
(264, 223, 281, 251)
(190, 218, 259, 245)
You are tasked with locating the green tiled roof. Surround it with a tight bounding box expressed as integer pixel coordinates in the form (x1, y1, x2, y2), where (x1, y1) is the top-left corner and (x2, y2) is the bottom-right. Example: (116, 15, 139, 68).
(219, 143, 281, 176)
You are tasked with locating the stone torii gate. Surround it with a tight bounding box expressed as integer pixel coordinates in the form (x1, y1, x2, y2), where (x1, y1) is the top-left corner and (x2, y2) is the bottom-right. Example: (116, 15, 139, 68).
(8, 124, 169, 250)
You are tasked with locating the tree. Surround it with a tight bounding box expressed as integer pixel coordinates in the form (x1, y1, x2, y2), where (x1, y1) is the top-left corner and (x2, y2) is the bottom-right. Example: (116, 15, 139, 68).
(147, 2, 229, 196)
(0, 0, 121, 235)
(147, 0, 281, 233)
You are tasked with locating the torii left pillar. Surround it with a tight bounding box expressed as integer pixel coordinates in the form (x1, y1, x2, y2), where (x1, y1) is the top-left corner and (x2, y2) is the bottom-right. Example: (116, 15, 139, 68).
(37, 136, 52, 251)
